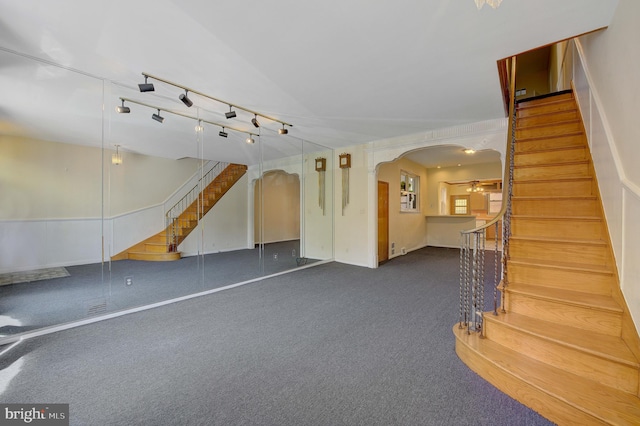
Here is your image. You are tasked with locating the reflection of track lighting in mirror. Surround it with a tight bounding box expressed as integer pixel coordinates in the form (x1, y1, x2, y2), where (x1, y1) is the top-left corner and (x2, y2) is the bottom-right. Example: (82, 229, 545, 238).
(225, 105, 237, 119)
(179, 90, 193, 107)
(116, 99, 130, 113)
(118, 97, 258, 142)
(152, 109, 164, 123)
(251, 115, 260, 128)
(138, 75, 155, 92)
(112, 145, 123, 165)
(278, 124, 288, 135)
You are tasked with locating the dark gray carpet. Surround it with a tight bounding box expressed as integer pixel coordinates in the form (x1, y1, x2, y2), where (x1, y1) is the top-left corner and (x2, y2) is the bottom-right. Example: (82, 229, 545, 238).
(0, 241, 311, 336)
(0, 247, 553, 425)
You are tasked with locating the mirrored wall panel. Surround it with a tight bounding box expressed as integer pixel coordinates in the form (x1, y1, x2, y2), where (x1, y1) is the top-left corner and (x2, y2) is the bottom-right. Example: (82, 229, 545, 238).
(0, 49, 335, 339)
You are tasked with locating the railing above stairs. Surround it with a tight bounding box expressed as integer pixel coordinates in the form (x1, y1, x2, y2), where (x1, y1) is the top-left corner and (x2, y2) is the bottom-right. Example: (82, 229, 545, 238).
(459, 56, 517, 334)
(165, 161, 229, 252)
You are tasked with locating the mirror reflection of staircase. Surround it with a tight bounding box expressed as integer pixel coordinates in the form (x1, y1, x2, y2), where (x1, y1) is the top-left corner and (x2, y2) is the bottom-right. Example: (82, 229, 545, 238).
(112, 163, 247, 262)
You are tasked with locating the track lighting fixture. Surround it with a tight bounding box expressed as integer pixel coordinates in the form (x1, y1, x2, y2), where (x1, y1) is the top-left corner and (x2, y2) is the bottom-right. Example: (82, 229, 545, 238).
(116, 99, 130, 113)
(152, 109, 164, 123)
(119, 97, 257, 142)
(179, 90, 193, 107)
(278, 124, 288, 135)
(138, 76, 155, 92)
(140, 72, 293, 130)
(225, 105, 237, 119)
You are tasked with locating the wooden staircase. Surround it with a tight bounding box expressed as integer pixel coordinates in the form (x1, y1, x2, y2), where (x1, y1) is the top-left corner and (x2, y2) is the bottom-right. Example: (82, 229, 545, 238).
(113, 163, 247, 262)
(454, 91, 640, 424)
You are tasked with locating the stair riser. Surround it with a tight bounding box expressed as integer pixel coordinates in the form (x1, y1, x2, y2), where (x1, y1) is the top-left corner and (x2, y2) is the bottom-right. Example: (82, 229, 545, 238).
(510, 240, 610, 267)
(511, 218, 604, 240)
(128, 252, 181, 261)
(512, 179, 594, 197)
(454, 330, 603, 426)
(508, 262, 612, 295)
(484, 318, 638, 394)
(518, 93, 574, 107)
(517, 99, 576, 119)
(517, 110, 579, 128)
(516, 121, 583, 140)
(512, 198, 599, 216)
(515, 134, 586, 153)
(144, 244, 169, 253)
(514, 148, 587, 167)
(504, 292, 622, 336)
(514, 162, 590, 180)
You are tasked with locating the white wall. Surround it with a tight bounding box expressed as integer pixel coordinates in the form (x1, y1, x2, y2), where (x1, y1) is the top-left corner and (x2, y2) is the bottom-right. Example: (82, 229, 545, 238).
(0, 136, 204, 272)
(333, 144, 371, 267)
(179, 174, 250, 256)
(575, 0, 640, 330)
(254, 171, 300, 244)
(302, 152, 334, 261)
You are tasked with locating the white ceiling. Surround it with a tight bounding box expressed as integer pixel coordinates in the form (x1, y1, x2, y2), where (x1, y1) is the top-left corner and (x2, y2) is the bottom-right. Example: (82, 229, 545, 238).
(0, 0, 619, 166)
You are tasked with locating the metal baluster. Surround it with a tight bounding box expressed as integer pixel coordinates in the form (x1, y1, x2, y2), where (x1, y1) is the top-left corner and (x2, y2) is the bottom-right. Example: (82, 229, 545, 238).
(464, 233, 471, 332)
(493, 221, 499, 315)
(459, 233, 465, 329)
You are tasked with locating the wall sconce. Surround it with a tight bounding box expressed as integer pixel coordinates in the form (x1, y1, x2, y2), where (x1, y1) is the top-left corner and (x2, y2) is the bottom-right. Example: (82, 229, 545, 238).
(315, 157, 326, 215)
(112, 145, 123, 166)
(339, 153, 351, 215)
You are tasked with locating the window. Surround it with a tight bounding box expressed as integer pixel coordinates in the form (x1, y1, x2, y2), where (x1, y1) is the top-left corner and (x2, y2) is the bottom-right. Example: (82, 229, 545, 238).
(400, 171, 419, 212)
(450, 195, 470, 215)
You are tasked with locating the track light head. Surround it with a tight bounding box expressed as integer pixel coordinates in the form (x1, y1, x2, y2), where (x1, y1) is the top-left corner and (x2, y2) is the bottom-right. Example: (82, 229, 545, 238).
(246, 136, 255, 144)
(138, 76, 155, 92)
(251, 115, 260, 128)
(225, 105, 237, 119)
(152, 109, 164, 123)
(219, 128, 228, 138)
(179, 90, 193, 107)
(116, 100, 130, 114)
(278, 125, 288, 135)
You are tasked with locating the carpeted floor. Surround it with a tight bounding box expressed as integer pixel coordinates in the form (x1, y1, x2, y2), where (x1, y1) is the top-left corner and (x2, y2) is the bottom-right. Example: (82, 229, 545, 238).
(0, 247, 553, 425)
(0, 241, 312, 336)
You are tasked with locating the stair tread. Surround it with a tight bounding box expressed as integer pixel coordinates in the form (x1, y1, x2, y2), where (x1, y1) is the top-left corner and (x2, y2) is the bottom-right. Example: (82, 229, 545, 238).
(454, 327, 640, 424)
(513, 195, 597, 200)
(514, 176, 593, 183)
(514, 159, 589, 168)
(517, 131, 583, 143)
(508, 258, 613, 274)
(485, 312, 638, 367)
(504, 283, 622, 313)
(512, 215, 601, 221)
(516, 118, 581, 130)
(513, 145, 585, 155)
(510, 235, 606, 245)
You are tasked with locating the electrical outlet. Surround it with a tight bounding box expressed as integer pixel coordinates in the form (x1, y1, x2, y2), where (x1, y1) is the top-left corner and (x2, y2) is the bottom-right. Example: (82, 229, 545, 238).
(292, 249, 296, 257)
(125, 276, 133, 286)
(273, 253, 278, 261)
